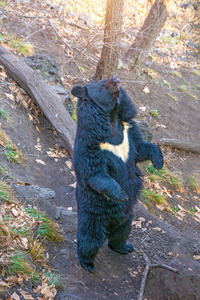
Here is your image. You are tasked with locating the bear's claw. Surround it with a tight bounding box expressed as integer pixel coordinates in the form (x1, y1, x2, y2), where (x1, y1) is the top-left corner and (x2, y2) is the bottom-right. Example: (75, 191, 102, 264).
(80, 261, 95, 273)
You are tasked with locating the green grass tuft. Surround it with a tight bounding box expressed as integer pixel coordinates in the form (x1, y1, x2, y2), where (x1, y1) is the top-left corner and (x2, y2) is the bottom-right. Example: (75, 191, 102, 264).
(7, 251, 34, 276)
(160, 36, 180, 45)
(0, 108, 8, 120)
(5, 144, 22, 163)
(162, 80, 170, 87)
(171, 206, 178, 214)
(0, 182, 15, 203)
(188, 177, 200, 193)
(146, 163, 183, 191)
(8, 38, 34, 56)
(45, 271, 64, 289)
(167, 93, 178, 101)
(149, 109, 158, 117)
(30, 271, 42, 285)
(141, 188, 167, 213)
(25, 208, 63, 243)
(192, 70, 200, 76)
(172, 71, 182, 77)
(177, 84, 188, 92)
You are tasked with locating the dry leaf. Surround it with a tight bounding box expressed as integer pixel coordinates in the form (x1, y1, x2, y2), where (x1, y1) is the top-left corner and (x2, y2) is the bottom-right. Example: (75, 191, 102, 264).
(21, 237, 29, 250)
(139, 106, 146, 112)
(34, 281, 57, 300)
(65, 160, 73, 169)
(195, 206, 200, 212)
(194, 211, 200, 220)
(193, 255, 200, 260)
(5, 93, 14, 101)
(143, 86, 150, 94)
(131, 220, 142, 228)
(0, 70, 7, 80)
(177, 211, 186, 218)
(36, 125, 40, 132)
(71, 171, 75, 177)
(19, 289, 34, 300)
(70, 182, 76, 188)
(28, 114, 34, 121)
(21, 99, 29, 109)
(0, 140, 5, 147)
(8, 85, 17, 92)
(0, 280, 8, 288)
(11, 292, 20, 300)
(36, 159, 46, 165)
(156, 204, 165, 211)
(11, 207, 20, 217)
(153, 227, 162, 231)
(35, 143, 42, 151)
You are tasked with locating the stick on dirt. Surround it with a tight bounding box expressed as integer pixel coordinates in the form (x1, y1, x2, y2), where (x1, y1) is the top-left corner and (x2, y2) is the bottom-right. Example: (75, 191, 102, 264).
(138, 251, 179, 300)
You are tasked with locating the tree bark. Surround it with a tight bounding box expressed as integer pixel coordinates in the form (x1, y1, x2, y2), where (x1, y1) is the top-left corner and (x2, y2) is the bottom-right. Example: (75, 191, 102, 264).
(0, 45, 76, 156)
(122, 0, 171, 74)
(93, 0, 124, 81)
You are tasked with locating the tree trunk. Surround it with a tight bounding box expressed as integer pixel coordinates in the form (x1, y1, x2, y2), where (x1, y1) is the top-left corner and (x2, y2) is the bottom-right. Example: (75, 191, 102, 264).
(94, 0, 124, 81)
(0, 45, 76, 156)
(122, 0, 171, 74)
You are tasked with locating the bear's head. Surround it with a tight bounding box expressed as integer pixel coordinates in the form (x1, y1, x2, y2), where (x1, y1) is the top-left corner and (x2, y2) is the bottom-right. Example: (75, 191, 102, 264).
(71, 76, 121, 113)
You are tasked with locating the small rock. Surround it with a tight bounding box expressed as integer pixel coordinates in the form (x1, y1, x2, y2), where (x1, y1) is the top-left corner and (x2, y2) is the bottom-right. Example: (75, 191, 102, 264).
(181, 3, 189, 9)
(60, 249, 69, 259)
(78, 13, 94, 28)
(171, 31, 179, 37)
(187, 39, 199, 50)
(55, 206, 61, 220)
(15, 185, 55, 203)
(24, 54, 63, 86)
(61, 207, 77, 217)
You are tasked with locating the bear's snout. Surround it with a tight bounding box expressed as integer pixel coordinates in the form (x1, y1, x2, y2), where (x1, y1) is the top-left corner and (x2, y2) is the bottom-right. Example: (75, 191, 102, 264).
(108, 76, 121, 94)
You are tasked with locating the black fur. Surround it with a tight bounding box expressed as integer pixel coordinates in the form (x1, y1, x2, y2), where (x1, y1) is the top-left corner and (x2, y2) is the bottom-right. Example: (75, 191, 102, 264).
(72, 77, 163, 272)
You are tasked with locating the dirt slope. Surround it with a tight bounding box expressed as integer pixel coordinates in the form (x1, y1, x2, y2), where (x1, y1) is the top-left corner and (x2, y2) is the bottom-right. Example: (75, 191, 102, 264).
(0, 0, 200, 299)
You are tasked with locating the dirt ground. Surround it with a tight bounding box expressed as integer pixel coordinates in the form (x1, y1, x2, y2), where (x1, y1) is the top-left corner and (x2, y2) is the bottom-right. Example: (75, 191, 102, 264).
(0, 1, 200, 299)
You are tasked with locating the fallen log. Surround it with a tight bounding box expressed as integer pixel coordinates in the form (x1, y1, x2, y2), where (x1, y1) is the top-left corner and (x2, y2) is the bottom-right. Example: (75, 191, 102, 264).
(157, 138, 200, 155)
(0, 45, 76, 156)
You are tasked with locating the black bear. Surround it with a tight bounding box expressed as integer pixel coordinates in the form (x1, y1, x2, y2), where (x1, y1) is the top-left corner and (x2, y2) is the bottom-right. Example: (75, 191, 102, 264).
(71, 76, 163, 272)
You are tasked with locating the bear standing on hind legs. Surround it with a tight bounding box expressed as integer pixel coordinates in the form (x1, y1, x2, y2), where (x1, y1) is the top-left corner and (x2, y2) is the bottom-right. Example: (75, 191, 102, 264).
(71, 76, 163, 273)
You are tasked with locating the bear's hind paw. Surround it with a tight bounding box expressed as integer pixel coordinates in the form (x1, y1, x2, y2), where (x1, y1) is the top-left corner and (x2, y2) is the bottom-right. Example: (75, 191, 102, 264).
(109, 242, 134, 254)
(80, 261, 95, 273)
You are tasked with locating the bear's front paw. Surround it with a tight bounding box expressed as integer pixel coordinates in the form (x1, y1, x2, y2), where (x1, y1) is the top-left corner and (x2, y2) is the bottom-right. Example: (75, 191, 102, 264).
(114, 189, 129, 203)
(104, 189, 128, 203)
(151, 147, 164, 170)
(80, 261, 95, 273)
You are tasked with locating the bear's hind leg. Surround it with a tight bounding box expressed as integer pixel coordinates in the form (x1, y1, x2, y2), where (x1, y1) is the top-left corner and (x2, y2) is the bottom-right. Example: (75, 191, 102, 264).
(77, 218, 105, 272)
(108, 216, 134, 254)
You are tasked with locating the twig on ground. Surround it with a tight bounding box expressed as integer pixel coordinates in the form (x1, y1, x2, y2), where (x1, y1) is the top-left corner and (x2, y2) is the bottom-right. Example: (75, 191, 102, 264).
(138, 251, 179, 300)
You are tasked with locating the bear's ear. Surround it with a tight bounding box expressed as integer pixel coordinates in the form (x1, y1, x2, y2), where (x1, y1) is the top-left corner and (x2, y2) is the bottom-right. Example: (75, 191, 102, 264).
(71, 86, 85, 98)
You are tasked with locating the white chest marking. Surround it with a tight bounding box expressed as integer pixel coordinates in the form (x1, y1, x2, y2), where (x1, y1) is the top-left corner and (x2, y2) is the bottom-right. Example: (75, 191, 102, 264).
(99, 122, 130, 162)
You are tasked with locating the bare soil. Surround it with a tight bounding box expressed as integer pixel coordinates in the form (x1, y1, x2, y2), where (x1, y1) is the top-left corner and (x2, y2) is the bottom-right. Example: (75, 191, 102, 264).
(0, 1, 200, 299)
